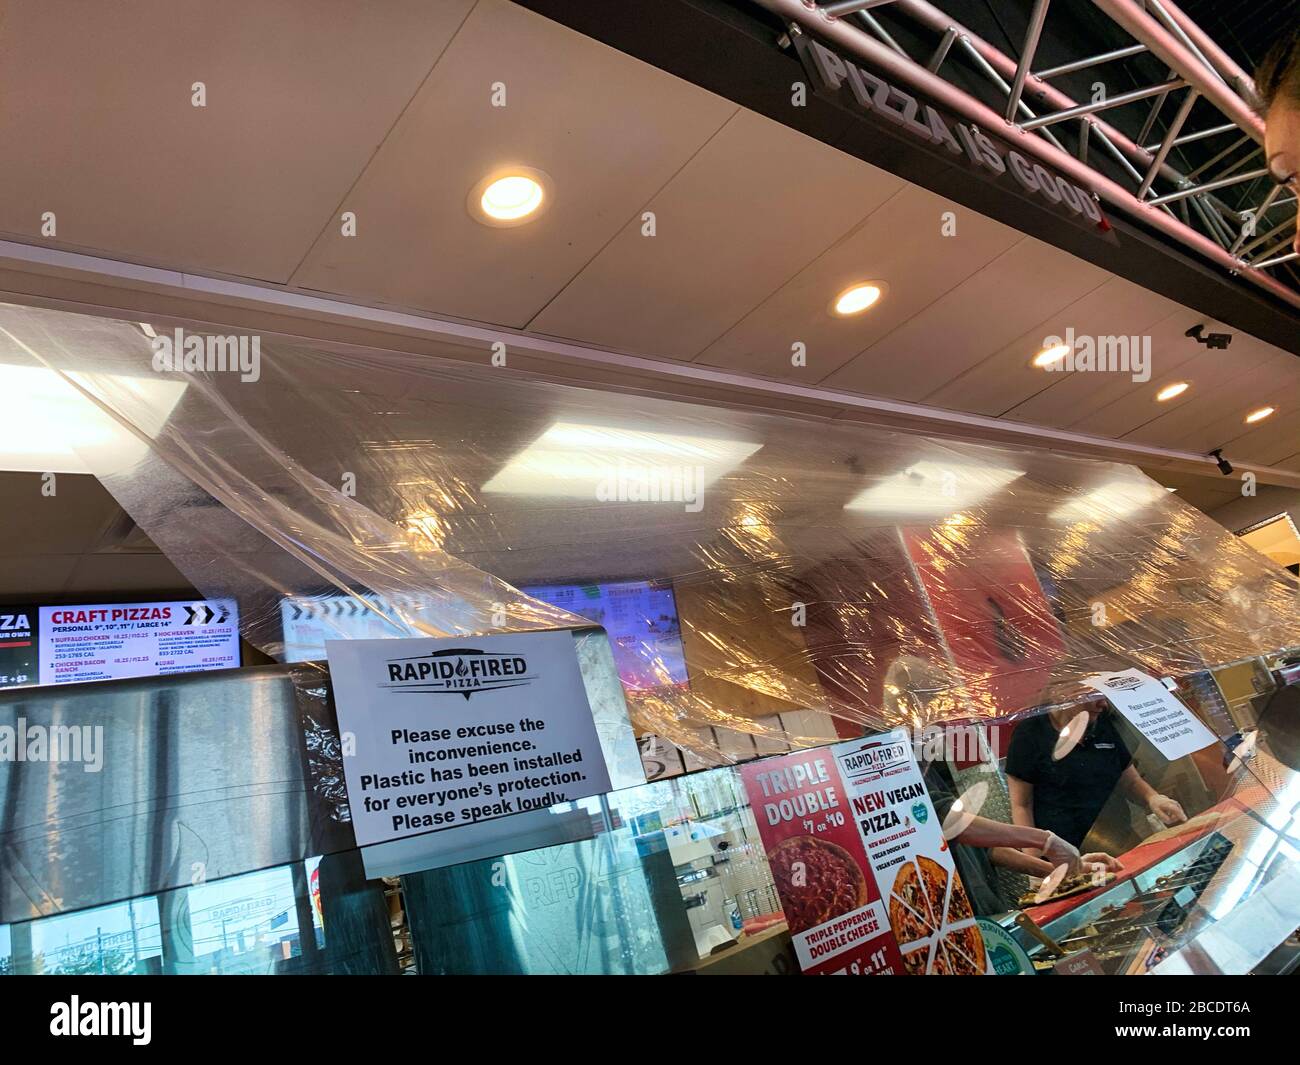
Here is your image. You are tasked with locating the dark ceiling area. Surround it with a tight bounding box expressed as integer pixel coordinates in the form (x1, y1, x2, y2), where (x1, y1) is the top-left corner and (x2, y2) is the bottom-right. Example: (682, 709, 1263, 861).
(718, 0, 1300, 291)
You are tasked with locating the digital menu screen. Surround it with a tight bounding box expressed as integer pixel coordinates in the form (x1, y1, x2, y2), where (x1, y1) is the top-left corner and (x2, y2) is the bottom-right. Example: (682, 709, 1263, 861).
(33, 598, 240, 687)
(521, 580, 688, 690)
(0, 606, 38, 688)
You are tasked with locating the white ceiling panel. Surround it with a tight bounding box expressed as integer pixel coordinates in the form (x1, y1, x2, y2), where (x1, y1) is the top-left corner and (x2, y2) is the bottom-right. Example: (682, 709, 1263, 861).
(529, 110, 897, 359)
(694, 184, 1019, 382)
(291, 0, 737, 328)
(1058, 316, 1269, 439)
(1004, 305, 1204, 429)
(1121, 346, 1292, 449)
(926, 276, 1180, 417)
(821, 236, 1110, 400)
(1156, 359, 1300, 453)
(0, 0, 476, 282)
(1215, 396, 1300, 464)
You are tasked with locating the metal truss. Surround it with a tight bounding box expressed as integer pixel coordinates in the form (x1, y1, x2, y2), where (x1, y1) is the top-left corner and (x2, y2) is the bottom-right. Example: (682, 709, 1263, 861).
(756, 0, 1300, 309)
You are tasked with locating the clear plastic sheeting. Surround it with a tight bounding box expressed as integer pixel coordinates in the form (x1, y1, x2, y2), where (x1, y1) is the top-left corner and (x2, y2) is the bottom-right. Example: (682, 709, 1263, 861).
(1, 300, 1297, 769)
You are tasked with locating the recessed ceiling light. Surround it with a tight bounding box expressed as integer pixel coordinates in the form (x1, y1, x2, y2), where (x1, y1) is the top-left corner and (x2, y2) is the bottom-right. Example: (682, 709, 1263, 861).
(1032, 342, 1071, 369)
(1244, 406, 1275, 424)
(830, 282, 886, 317)
(1156, 381, 1189, 402)
(468, 167, 551, 227)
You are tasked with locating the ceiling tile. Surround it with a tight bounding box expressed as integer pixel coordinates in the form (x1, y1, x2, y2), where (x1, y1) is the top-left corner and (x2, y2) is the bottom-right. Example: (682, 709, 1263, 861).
(291, 0, 736, 328)
(1120, 346, 1291, 449)
(930, 277, 1180, 417)
(530, 110, 897, 359)
(1005, 305, 1204, 430)
(822, 236, 1109, 400)
(1065, 326, 1279, 439)
(0, 0, 474, 282)
(694, 184, 1018, 382)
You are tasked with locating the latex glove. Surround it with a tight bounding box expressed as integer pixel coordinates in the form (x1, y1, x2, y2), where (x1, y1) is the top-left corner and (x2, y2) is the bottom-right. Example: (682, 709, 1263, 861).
(1080, 852, 1123, 875)
(1040, 831, 1081, 877)
(1148, 794, 1187, 825)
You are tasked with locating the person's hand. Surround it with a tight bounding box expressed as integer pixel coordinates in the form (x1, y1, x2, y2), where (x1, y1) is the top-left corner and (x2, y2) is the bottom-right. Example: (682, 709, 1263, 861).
(1080, 852, 1123, 875)
(1040, 831, 1081, 876)
(1148, 794, 1187, 825)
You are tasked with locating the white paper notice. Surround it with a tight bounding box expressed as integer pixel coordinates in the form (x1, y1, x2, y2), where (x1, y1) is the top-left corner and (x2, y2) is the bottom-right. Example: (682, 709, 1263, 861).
(326, 631, 613, 850)
(1084, 668, 1217, 761)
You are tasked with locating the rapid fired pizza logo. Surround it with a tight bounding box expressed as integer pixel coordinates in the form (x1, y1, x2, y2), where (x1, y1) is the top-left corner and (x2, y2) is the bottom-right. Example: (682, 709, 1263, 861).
(837, 738, 911, 781)
(381, 647, 536, 701)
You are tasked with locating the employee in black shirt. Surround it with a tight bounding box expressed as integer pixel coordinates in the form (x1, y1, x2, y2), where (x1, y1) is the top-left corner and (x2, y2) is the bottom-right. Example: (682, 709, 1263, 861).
(1006, 701, 1187, 849)
(922, 759, 1103, 914)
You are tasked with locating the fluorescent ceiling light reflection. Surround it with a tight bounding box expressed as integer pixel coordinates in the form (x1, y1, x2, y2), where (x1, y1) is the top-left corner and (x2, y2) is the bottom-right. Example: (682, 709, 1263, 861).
(1050, 480, 1169, 523)
(843, 460, 1024, 517)
(0, 364, 186, 474)
(481, 421, 762, 499)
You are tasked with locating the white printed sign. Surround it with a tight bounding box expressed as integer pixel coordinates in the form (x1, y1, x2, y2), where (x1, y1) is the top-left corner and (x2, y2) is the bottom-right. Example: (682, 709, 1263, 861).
(326, 631, 613, 850)
(834, 728, 988, 976)
(1084, 669, 1217, 761)
(38, 599, 239, 685)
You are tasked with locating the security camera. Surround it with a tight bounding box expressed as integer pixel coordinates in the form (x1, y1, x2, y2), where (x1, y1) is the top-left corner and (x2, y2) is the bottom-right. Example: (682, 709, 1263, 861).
(1211, 449, 1233, 476)
(1186, 323, 1232, 349)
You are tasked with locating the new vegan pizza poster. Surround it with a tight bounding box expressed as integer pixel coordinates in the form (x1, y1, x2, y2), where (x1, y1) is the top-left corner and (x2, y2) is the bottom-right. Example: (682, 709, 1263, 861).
(740, 751, 904, 975)
(835, 729, 987, 975)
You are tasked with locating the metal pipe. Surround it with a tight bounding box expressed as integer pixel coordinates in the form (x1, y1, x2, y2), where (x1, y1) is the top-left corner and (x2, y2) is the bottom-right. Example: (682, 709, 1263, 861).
(1186, 134, 1252, 180)
(1034, 43, 1145, 80)
(1145, 0, 1227, 89)
(1247, 227, 1297, 264)
(1006, 0, 1051, 122)
(855, 10, 908, 57)
(927, 26, 958, 72)
(1215, 146, 1265, 182)
(1142, 121, 1236, 153)
(1020, 78, 1185, 130)
(1230, 184, 1284, 255)
(1078, 116, 1091, 163)
(1139, 89, 1199, 197)
(822, 0, 897, 18)
(751, 0, 1300, 311)
(1148, 167, 1270, 205)
(1191, 195, 1230, 248)
(1091, 0, 1264, 141)
(1155, 0, 1261, 109)
(891, 1, 1221, 198)
(1136, 80, 1173, 144)
(1256, 251, 1300, 269)
(956, 36, 1066, 151)
(1238, 218, 1295, 261)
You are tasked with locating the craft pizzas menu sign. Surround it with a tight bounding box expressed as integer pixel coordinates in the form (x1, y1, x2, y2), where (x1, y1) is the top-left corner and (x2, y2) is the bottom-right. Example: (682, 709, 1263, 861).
(836, 729, 987, 975)
(740, 752, 904, 975)
(37, 599, 239, 686)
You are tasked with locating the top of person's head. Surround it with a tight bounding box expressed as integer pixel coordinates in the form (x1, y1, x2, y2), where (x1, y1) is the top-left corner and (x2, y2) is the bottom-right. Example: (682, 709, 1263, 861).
(1255, 30, 1300, 116)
